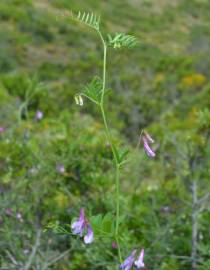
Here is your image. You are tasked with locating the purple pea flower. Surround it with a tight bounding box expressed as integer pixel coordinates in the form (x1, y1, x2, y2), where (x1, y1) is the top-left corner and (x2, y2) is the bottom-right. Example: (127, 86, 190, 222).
(84, 224, 94, 244)
(142, 131, 156, 158)
(35, 110, 43, 121)
(120, 250, 136, 270)
(71, 208, 94, 244)
(134, 249, 145, 269)
(71, 208, 86, 237)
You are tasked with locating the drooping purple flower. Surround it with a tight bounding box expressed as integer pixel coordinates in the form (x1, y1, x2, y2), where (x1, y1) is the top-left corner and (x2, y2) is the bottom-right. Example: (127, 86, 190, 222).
(71, 208, 94, 244)
(35, 110, 43, 121)
(120, 250, 136, 270)
(143, 137, 155, 157)
(142, 131, 156, 158)
(134, 249, 145, 269)
(84, 224, 94, 244)
(71, 208, 86, 237)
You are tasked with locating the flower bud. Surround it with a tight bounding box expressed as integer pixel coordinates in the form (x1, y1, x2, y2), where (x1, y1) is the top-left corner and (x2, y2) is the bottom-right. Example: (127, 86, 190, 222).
(75, 94, 83, 106)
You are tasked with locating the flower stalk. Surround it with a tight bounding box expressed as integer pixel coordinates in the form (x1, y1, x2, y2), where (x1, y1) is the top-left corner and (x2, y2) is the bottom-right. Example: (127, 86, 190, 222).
(98, 29, 122, 262)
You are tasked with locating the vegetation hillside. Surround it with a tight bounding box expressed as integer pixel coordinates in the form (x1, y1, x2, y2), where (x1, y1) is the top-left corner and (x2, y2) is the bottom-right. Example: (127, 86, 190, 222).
(0, 0, 210, 269)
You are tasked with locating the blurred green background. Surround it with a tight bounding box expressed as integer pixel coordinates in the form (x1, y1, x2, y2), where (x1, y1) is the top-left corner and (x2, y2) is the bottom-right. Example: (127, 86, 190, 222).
(0, 0, 210, 269)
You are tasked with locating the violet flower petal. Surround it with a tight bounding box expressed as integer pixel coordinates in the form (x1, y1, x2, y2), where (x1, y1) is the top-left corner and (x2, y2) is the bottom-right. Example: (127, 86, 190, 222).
(71, 208, 86, 237)
(84, 224, 94, 244)
(71, 220, 85, 236)
(143, 137, 156, 157)
(120, 250, 136, 270)
(134, 249, 145, 269)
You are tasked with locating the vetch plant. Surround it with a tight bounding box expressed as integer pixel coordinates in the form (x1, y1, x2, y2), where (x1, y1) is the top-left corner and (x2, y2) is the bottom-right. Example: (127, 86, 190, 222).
(52, 10, 157, 268)
(70, 11, 154, 267)
(72, 10, 140, 262)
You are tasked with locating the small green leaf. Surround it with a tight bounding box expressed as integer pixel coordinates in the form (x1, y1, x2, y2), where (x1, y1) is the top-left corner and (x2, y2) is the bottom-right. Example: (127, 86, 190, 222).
(90, 213, 114, 238)
(90, 214, 103, 227)
(45, 221, 69, 234)
(118, 148, 130, 166)
(73, 11, 100, 30)
(83, 76, 103, 104)
(107, 33, 138, 49)
(102, 212, 114, 234)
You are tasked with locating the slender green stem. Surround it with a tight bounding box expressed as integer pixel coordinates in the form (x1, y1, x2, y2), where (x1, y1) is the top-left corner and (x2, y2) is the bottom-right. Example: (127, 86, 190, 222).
(97, 30, 107, 104)
(101, 45, 107, 103)
(100, 105, 118, 164)
(98, 31, 119, 163)
(116, 237, 122, 263)
(100, 104, 122, 262)
(97, 30, 122, 263)
(115, 164, 122, 262)
(115, 164, 120, 235)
